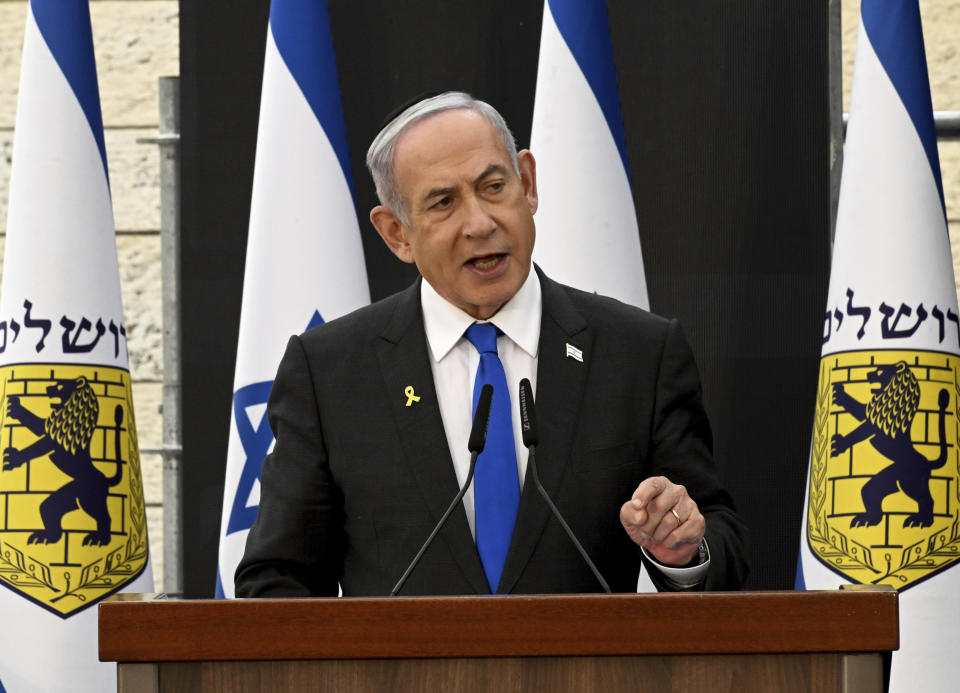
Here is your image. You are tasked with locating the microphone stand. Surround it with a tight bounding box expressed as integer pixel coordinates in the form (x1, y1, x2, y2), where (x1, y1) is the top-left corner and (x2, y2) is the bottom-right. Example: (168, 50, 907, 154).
(526, 444, 611, 594)
(390, 451, 479, 596)
(519, 378, 610, 594)
(390, 384, 492, 596)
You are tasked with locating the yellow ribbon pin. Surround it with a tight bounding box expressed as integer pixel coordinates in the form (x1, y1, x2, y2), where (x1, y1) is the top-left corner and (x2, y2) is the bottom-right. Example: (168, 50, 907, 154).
(404, 386, 421, 407)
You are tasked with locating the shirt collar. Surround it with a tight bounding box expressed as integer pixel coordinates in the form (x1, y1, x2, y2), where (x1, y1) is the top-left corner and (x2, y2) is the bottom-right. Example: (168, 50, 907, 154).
(421, 269, 542, 362)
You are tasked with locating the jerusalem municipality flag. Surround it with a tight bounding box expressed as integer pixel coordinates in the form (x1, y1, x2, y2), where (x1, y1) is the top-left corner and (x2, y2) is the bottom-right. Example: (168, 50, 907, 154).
(0, 1, 153, 691)
(797, 2, 958, 689)
(215, 0, 369, 598)
(530, 0, 648, 310)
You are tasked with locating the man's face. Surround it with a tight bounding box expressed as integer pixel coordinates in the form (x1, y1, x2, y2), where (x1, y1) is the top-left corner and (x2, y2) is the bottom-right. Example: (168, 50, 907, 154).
(372, 109, 538, 320)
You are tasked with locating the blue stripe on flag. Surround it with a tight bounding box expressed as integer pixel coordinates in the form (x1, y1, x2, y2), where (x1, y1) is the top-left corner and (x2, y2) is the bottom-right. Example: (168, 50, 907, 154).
(306, 309, 325, 331)
(270, 0, 355, 197)
(547, 0, 630, 174)
(30, 0, 109, 182)
(226, 380, 275, 535)
(794, 553, 805, 590)
(215, 567, 226, 598)
(861, 0, 945, 217)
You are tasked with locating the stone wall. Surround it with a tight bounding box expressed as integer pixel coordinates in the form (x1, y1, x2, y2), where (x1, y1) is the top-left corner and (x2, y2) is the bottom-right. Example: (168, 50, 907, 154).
(0, 2, 957, 593)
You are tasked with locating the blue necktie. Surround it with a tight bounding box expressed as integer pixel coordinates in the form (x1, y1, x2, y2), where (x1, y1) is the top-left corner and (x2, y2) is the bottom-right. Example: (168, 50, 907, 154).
(465, 322, 520, 593)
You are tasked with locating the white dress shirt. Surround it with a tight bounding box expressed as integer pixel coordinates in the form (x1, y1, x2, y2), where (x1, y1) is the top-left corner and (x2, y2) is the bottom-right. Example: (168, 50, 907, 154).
(421, 269, 540, 538)
(420, 270, 708, 587)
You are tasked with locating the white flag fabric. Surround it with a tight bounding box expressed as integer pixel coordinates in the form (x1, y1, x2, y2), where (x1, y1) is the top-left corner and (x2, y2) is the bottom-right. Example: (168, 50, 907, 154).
(797, 2, 958, 690)
(215, 0, 370, 598)
(0, 2, 153, 691)
(530, 0, 649, 310)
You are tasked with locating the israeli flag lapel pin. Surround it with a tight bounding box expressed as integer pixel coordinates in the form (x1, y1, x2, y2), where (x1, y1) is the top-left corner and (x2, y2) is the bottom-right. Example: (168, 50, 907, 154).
(565, 343, 583, 362)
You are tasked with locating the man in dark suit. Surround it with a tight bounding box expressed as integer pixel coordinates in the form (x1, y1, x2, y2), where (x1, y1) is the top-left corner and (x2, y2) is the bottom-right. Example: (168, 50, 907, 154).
(235, 93, 748, 597)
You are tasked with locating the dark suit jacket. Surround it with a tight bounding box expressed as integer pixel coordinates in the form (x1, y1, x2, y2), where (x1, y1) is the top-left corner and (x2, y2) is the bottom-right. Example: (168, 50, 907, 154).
(235, 269, 748, 596)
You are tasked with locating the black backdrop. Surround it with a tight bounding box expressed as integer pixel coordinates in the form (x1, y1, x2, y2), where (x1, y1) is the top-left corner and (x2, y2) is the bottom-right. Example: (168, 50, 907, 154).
(180, 1, 830, 597)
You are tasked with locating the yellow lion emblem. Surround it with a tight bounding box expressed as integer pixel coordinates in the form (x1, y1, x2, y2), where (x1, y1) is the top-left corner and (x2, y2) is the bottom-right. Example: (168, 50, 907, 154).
(831, 361, 949, 529)
(3, 376, 123, 546)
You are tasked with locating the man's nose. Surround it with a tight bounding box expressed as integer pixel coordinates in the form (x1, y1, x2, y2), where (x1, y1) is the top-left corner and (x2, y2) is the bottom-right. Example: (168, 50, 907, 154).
(461, 194, 495, 238)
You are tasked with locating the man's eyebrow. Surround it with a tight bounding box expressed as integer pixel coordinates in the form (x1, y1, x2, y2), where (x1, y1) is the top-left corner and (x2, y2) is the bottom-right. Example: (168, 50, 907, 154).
(420, 165, 508, 206)
(422, 186, 456, 205)
(474, 164, 508, 185)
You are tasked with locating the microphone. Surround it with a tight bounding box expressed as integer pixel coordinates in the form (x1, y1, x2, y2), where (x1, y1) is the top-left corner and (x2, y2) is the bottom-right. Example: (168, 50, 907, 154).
(468, 384, 493, 454)
(518, 378, 611, 593)
(390, 384, 493, 596)
(518, 377, 538, 447)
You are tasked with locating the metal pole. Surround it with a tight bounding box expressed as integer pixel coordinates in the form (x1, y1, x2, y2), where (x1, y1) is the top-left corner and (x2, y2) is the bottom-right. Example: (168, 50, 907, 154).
(139, 76, 183, 596)
(842, 111, 960, 140)
(828, 0, 843, 243)
(935, 111, 960, 140)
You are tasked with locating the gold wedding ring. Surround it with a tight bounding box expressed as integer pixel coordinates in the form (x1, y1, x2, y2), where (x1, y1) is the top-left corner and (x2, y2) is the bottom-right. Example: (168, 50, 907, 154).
(671, 508, 681, 527)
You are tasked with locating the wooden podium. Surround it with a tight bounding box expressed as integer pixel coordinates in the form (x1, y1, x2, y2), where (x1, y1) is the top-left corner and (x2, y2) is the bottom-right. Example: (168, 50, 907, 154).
(99, 590, 897, 693)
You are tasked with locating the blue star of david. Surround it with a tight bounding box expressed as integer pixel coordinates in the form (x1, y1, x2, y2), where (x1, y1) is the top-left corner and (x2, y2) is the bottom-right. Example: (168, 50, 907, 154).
(225, 310, 324, 535)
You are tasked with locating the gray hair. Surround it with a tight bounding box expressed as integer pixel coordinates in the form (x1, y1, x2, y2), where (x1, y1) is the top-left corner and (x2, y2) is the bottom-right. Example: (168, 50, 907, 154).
(365, 92, 520, 225)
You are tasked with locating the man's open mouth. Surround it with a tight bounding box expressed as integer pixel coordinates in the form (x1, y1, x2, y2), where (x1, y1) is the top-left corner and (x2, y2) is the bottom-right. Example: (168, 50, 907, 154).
(467, 254, 505, 271)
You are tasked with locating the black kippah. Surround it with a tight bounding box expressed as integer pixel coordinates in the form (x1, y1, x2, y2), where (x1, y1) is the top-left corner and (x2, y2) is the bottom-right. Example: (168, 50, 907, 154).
(375, 90, 451, 134)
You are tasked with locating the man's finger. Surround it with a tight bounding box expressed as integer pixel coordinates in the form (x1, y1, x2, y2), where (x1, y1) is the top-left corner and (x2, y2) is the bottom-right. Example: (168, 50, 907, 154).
(632, 482, 683, 536)
(630, 476, 669, 505)
(662, 510, 706, 549)
(619, 501, 651, 544)
(620, 500, 648, 529)
(651, 498, 697, 544)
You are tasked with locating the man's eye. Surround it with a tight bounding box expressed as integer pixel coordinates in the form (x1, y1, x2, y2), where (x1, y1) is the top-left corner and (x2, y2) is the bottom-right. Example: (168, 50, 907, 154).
(431, 197, 452, 210)
(487, 181, 505, 193)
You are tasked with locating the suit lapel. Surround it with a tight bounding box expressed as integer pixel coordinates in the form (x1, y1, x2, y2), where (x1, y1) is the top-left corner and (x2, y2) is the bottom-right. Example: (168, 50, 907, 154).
(375, 280, 489, 594)
(499, 270, 592, 593)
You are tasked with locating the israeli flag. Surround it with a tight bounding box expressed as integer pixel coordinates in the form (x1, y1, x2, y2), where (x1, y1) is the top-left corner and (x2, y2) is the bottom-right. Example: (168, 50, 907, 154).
(530, 0, 648, 310)
(215, 0, 370, 598)
(530, 0, 654, 592)
(797, 3, 958, 690)
(0, 2, 152, 691)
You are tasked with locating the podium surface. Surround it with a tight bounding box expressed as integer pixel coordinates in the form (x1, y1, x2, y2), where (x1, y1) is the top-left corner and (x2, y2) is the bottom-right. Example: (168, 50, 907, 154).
(99, 590, 897, 692)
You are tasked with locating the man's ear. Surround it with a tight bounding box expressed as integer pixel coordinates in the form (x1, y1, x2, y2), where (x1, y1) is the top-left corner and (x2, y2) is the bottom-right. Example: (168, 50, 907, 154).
(370, 205, 415, 263)
(517, 149, 538, 215)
